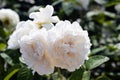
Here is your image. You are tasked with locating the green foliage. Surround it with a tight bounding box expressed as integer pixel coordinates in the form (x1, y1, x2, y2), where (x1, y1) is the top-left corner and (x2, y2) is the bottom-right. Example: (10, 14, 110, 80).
(0, 0, 120, 80)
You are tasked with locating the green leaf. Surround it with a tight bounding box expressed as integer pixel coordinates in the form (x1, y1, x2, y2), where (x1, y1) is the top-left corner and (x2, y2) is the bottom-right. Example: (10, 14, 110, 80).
(0, 53, 14, 66)
(70, 67, 84, 80)
(52, 0, 63, 6)
(85, 55, 109, 70)
(4, 69, 19, 80)
(0, 43, 6, 51)
(5, 49, 21, 64)
(17, 67, 33, 80)
(106, 1, 120, 7)
(103, 11, 116, 18)
(52, 72, 66, 80)
(96, 74, 111, 80)
(91, 46, 107, 55)
(62, 1, 74, 15)
(94, 0, 108, 5)
(82, 71, 91, 80)
(19, 57, 25, 63)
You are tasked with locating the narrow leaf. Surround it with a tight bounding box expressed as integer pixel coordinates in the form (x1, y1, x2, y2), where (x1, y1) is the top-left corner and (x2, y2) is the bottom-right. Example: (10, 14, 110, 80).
(17, 67, 33, 80)
(4, 69, 19, 80)
(0, 53, 14, 66)
(96, 74, 111, 80)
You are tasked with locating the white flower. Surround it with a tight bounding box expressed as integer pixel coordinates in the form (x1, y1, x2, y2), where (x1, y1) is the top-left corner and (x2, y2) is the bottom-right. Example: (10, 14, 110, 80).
(29, 5, 59, 27)
(0, 9, 19, 28)
(115, 43, 120, 49)
(48, 20, 91, 71)
(7, 20, 38, 49)
(115, 4, 120, 13)
(19, 28, 54, 75)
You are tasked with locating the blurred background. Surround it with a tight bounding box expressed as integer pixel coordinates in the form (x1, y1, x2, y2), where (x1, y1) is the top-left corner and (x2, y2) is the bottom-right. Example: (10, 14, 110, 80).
(0, 0, 120, 80)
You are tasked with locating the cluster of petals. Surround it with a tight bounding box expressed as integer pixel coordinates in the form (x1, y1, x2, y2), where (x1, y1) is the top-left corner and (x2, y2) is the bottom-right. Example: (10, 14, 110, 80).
(48, 21, 91, 71)
(8, 5, 91, 75)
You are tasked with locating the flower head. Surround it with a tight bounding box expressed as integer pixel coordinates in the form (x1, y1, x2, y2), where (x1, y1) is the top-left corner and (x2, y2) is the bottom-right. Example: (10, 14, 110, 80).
(7, 5, 92, 75)
(19, 28, 54, 75)
(8, 20, 38, 49)
(29, 5, 59, 27)
(0, 9, 19, 28)
(48, 20, 91, 71)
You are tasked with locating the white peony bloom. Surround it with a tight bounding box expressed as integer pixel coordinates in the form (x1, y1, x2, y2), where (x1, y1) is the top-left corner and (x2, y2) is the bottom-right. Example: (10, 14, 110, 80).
(0, 9, 19, 28)
(48, 20, 91, 71)
(8, 20, 38, 49)
(19, 28, 54, 75)
(29, 5, 59, 27)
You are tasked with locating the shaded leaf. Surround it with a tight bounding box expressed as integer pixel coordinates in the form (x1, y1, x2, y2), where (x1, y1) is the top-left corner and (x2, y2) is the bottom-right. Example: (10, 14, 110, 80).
(96, 74, 111, 80)
(52, 72, 66, 80)
(82, 71, 91, 80)
(17, 67, 33, 80)
(0, 27, 6, 38)
(95, 0, 108, 5)
(106, 0, 120, 7)
(0, 57, 4, 79)
(69, 67, 84, 80)
(5, 49, 21, 64)
(85, 55, 109, 70)
(62, 1, 74, 15)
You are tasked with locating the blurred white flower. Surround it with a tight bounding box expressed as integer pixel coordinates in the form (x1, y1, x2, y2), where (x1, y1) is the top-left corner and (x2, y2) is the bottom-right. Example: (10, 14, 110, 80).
(115, 43, 120, 49)
(19, 28, 54, 75)
(29, 5, 59, 28)
(48, 20, 91, 71)
(8, 20, 38, 49)
(115, 4, 120, 13)
(0, 9, 19, 28)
